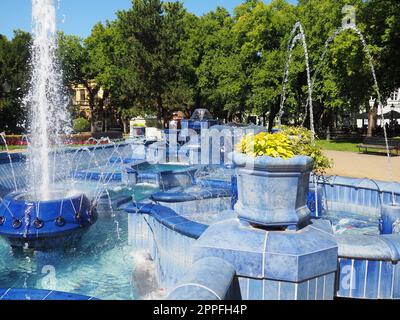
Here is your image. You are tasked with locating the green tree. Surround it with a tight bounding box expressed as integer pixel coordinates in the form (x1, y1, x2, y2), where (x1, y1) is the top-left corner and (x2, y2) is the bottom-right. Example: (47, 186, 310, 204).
(195, 7, 236, 120)
(114, 0, 196, 127)
(360, 0, 400, 101)
(0, 31, 31, 133)
(233, 0, 297, 128)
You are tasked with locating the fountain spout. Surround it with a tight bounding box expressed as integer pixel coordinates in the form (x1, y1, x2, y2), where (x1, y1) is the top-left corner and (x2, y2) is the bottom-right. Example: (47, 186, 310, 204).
(26, 0, 71, 201)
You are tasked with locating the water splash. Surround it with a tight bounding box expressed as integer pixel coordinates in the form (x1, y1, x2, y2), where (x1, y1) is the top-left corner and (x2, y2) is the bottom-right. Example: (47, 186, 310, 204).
(278, 22, 314, 136)
(310, 23, 394, 190)
(0, 133, 18, 190)
(25, 0, 71, 200)
(131, 250, 164, 300)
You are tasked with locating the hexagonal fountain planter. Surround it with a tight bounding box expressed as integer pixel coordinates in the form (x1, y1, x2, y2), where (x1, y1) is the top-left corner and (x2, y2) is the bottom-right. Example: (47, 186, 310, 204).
(230, 152, 314, 228)
(0, 192, 97, 250)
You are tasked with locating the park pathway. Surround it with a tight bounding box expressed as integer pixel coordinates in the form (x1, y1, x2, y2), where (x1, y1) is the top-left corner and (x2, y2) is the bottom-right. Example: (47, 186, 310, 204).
(324, 150, 400, 182)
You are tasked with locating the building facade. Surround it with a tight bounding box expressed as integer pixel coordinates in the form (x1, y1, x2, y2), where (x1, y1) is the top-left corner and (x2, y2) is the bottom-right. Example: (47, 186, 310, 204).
(71, 82, 121, 132)
(71, 82, 105, 120)
(356, 88, 400, 129)
(370, 88, 400, 125)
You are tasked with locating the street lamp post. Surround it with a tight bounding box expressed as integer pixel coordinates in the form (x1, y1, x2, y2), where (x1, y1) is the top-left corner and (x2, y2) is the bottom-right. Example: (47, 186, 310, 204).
(390, 104, 395, 136)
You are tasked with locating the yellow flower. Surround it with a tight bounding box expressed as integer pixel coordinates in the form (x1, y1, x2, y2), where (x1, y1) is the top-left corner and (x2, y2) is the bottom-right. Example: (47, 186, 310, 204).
(235, 126, 331, 173)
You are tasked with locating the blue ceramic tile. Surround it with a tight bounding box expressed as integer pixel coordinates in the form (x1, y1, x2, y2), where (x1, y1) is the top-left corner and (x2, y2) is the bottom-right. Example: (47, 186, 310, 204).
(297, 247, 338, 282)
(297, 281, 308, 300)
(280, 282, 296, 300)
(379, 261, 394, 299)
(308, 278, 317, 300)
(264, 253, 298, 281)
(0, 288, 8, 300)
(263, 280, 279, 300)
(365, 260, 380, 299)
(393, 264, 400, 299)
(0, 288, 48, 301)
(338, 259, 352, 297)
(238, 278, 249, 300)
(351, 259, 367, 299)
(248, 279, 263, 300)
(324, 273, 335, 300)
(316, 276, 325, 300)
(173, 221, 207, 240)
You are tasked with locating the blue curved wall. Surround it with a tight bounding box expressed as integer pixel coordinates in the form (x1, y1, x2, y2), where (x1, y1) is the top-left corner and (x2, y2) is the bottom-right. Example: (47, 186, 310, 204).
(127, 175, 400, 300)
(316, 176, 400, 299)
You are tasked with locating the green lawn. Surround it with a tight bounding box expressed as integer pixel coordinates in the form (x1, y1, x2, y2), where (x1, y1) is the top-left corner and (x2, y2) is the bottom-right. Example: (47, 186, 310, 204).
(317, 140, 360, 153)
(1, 145, 27, 151)
(317, 139, 394, 154)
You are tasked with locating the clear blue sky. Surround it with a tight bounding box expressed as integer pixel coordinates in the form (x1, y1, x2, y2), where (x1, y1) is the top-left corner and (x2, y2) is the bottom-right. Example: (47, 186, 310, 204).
(0, 0, 296, 39)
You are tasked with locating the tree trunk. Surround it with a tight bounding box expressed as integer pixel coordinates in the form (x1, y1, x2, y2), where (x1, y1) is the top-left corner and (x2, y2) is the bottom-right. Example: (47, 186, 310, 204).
(88, 92, 96, 133)
(104, 110, 108, 132)
(98, 90, 109, 132)
(268, 102, 280, 132)
(157, 95, 169, 129)
(122, 118, 129, 134)
(367, 102, 378, 137)
(84, 83, 100, 133)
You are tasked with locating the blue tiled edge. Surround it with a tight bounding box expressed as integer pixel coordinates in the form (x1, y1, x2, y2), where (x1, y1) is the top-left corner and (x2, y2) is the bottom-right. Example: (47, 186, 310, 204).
(0, 288, 98, 301)
(125, 202, 208, 239)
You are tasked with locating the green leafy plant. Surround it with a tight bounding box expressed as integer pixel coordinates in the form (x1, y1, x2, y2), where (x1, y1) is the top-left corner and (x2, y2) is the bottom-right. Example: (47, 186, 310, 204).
(236, 132, 295, 159)
(236, 126, 332, 174)
(73, 118, 91, 133)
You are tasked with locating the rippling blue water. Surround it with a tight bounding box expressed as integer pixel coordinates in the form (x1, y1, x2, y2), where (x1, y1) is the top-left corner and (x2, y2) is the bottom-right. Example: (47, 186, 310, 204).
(0, 185, 158, 300)
(323, 210, 379, 235)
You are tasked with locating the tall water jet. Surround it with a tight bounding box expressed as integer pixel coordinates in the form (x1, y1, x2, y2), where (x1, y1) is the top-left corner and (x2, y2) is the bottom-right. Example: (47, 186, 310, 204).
(308, 22, 394, 189)
(0, 0, 97, 251)
(26, 0, 71, 201)
(278, 22, 314, 137)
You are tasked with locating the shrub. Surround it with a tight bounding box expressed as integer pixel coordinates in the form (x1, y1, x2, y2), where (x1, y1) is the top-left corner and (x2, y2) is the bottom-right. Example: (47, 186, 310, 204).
(73, 118, 91, 133)
(236, 126, 332, 174)
(236, 132, 295, 159)
(3, 135, 25, 146)
(131, 123, 146, 127)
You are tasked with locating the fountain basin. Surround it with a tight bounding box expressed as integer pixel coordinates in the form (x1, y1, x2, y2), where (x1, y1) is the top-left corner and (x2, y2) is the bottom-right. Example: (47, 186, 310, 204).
(316, 176, 400, 299)
(0, 192, 97, 250)
(70, 161, 197, 189)
(125, 181, 235, 292)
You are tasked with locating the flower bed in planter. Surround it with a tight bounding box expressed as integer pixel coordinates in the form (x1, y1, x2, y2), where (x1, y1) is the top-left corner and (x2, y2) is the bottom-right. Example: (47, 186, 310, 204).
(232, 127, 330, 228)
